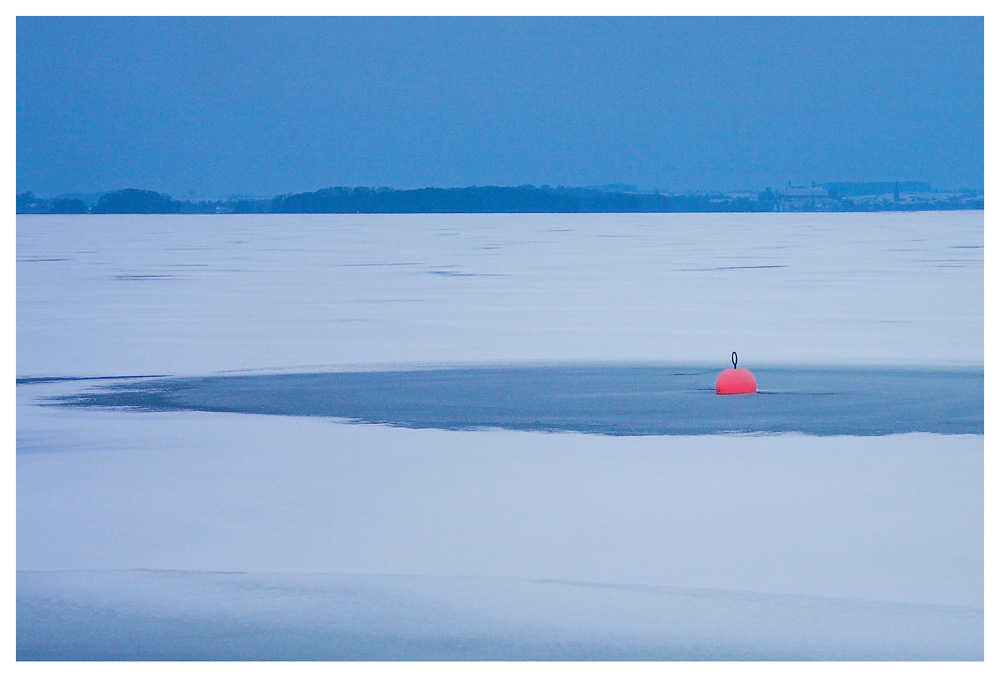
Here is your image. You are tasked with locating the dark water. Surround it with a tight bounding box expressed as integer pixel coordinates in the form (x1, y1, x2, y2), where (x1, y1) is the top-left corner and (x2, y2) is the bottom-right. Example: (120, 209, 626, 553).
(49, 365, 983, 436)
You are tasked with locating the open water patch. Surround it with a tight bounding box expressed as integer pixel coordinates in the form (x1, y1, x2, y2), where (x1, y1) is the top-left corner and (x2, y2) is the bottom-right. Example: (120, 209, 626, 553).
(47, 365, 983, 436)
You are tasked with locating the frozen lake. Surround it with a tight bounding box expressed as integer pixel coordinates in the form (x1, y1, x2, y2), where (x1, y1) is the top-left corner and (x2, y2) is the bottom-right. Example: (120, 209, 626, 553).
(16, 211, 983, 376)
(16, 212, 983, 660)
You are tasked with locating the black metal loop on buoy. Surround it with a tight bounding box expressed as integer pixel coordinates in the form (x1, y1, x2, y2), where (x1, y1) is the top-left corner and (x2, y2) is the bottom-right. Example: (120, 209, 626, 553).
(732, 352, 738, 369)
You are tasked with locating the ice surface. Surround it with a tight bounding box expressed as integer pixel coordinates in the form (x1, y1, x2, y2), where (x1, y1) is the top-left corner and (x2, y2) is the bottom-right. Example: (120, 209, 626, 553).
(17, 395, 983, 608)
(15, 212, 984, 660)
(18, 570, 982, 660)
(16, 211, 983, 378)
(16, 397, 984, 659)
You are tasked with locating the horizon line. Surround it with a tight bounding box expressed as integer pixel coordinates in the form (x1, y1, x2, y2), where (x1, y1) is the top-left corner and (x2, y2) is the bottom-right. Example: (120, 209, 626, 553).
(17, 180, 985, 203)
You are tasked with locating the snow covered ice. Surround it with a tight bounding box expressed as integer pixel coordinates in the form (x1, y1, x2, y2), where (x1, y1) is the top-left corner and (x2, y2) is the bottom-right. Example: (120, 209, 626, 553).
(16, 211, 984, 660)
(15, 211, 983, 375)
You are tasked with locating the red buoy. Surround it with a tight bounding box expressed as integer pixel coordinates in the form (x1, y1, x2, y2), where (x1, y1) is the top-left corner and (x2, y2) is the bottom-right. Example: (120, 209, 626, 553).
(716, 352, 756, 395)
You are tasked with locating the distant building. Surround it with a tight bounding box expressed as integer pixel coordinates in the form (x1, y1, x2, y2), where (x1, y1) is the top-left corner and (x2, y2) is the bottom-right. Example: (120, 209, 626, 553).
(775, 182, 834, 212)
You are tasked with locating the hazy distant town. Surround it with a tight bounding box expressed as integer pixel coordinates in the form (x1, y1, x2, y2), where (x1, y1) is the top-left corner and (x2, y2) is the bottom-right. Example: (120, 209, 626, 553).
(16, 181, 983, 215)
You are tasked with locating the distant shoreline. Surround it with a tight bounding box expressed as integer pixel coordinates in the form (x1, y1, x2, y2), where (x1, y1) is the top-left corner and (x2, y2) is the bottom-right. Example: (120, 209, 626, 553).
(17, 182, 984, 215)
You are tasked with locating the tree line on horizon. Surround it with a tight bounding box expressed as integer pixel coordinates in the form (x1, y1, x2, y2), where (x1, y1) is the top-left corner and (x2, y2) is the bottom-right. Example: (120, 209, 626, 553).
(16, 182, 983, 215)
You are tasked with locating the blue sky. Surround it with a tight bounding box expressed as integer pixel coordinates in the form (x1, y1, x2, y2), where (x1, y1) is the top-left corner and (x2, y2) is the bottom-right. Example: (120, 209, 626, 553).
(17, 16, 984, 199)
